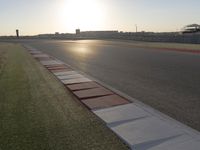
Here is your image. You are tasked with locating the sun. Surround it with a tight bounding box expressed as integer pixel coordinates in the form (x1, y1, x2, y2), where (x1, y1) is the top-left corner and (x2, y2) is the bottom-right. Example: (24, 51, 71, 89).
(60, 0, 106, 32)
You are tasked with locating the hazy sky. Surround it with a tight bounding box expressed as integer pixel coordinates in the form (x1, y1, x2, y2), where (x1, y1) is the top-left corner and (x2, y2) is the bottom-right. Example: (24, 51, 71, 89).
(1, 0, 200, 35)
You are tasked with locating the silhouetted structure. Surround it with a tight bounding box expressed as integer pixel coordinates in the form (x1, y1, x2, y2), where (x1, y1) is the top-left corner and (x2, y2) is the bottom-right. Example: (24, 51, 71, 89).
(80, 30, 119, 38)
(76, 29, 80, 35)
(16, 29, 19, 38)
(55, 32, 59, 35)
(182, 24, 200, 34)
(1, 26, 200, 44)
(16, 29, 19, 37)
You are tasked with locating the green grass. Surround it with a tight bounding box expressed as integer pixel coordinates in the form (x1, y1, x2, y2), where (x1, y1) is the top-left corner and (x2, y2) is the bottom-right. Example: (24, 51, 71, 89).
(0, 43, 129, 150)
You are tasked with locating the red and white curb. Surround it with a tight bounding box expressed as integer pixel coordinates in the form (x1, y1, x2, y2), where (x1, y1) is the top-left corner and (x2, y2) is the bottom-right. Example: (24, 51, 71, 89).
(24, 45, 200, 150)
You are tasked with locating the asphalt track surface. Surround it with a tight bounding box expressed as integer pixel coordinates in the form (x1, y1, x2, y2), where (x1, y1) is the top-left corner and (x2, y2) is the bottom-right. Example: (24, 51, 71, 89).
(23, 40, 200, 131)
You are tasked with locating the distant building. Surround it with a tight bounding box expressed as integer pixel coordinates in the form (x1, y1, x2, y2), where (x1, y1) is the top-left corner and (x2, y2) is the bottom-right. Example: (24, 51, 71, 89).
(16, 29, 19, 38)
(76, 29, 80, 35)
(80, 30, 118, 38)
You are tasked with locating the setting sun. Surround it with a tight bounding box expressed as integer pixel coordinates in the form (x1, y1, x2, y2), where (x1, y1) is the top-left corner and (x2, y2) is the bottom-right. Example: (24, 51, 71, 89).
(60, 0, 106, 32)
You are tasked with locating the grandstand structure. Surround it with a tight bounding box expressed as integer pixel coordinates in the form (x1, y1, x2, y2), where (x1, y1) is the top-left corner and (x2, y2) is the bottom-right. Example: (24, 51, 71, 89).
(182, 24, 200, 34)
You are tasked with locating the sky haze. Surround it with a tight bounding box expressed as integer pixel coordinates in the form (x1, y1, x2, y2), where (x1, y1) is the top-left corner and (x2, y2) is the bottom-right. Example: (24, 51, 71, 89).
(1, 0, 200, 35)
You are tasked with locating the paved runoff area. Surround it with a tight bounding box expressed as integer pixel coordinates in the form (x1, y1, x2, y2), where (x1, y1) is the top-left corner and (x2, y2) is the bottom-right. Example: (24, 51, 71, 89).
(24, 44, 200, 150)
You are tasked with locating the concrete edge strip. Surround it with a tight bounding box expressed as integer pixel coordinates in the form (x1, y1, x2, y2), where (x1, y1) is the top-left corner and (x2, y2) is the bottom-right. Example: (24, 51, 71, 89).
(23, 44, 200, 150)
(23, 44, 132, 109)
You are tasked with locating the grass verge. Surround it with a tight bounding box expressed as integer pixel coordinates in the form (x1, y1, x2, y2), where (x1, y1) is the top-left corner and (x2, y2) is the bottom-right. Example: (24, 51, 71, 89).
(0, 43, 129, 150)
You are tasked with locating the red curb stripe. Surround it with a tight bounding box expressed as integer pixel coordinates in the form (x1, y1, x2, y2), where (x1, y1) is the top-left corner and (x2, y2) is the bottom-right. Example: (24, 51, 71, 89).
(50, 69, 73, 73)
(73, 87, 114, 99)
(35, 57, 53, 61)
(158, 47, 200, 54)
(45, 64, 68, 68)
(48, 67, 70, 71)
(66, 82, 100, 91)
(133, 45, 200, 54)
(82, 95, 130, 110)
(26, 46, 132, 111)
